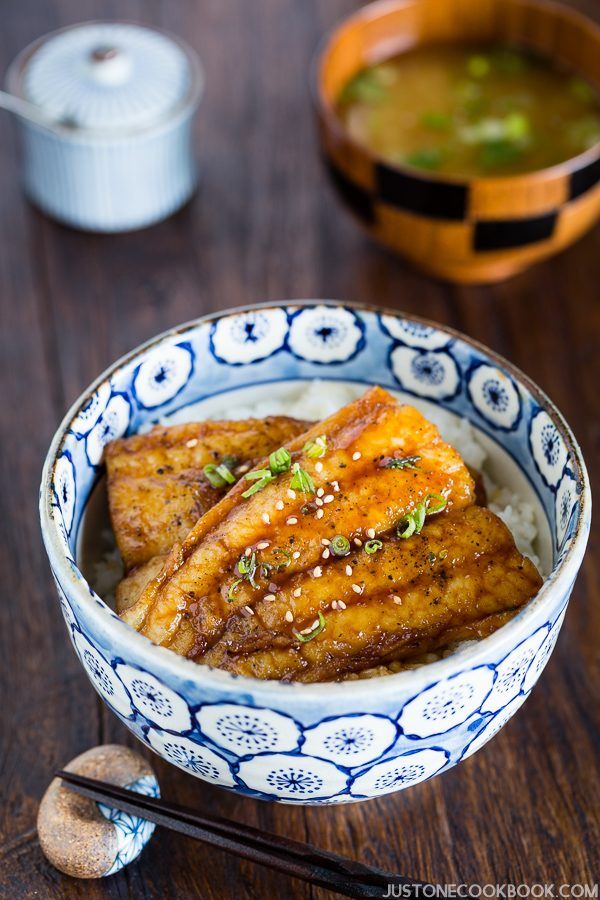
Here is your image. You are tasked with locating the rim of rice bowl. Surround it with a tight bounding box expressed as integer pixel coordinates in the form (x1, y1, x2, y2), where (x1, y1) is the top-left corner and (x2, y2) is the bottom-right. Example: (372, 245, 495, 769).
(40, 301, 591, 699)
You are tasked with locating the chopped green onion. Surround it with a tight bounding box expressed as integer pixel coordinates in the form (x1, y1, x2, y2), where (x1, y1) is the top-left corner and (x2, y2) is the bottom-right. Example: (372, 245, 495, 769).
(422, 111, 452, 131)
(237, 552, 260, 587)
(396, 492, 448, 539)
(339, 70, 387, 105)
(397, 514, 416, 540)
(331, 535, 351, 557)
(290, 462, 315, 494)
(364, 539, 383, 554)
(413, 502, 427, 533)
(204, 463, 232, 488)
(216, 463, 236, 484)
(269, 447, 292, 474)
(406, 147, 445, 171)
(468, 55, 490, 79)
(303, 435, 327, 459)
(242, 468, 274, 498)
(426, 492, 447, 514)
(242, 476, 273, 498)
(293, 611, 326, 643)
(479, 139, 523, 169)
(504, 111, 530, 141)
(227, 579, 242, 602)
(238, 552, 256, 577)
(244, 468, 272, 481)
(383, 455, 421, 470)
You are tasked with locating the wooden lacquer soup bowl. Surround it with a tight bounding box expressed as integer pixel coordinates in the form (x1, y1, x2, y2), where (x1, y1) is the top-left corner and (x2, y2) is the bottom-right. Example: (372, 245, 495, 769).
(314, 0, 600, 283)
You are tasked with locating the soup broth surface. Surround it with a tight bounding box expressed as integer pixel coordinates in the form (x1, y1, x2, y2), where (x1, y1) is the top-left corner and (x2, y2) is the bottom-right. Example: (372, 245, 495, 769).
(336, 44, 600, 177)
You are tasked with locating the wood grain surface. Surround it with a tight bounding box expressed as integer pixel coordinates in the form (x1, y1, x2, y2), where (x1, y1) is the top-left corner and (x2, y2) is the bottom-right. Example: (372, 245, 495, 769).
(0, 1, 598, 897)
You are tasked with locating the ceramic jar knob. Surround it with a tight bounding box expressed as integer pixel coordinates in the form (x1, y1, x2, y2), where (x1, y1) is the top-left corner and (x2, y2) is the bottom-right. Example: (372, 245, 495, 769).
(37, 744, 159, 878)
(87, 46, 133, 86)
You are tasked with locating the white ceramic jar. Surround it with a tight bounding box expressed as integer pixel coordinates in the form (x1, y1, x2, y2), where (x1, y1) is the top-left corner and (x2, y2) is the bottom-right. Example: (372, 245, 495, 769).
(6, 22, 203, 232)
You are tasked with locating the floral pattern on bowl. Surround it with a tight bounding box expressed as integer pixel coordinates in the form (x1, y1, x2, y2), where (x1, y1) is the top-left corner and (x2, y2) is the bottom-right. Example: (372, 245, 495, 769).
(40, 302, 590, 804)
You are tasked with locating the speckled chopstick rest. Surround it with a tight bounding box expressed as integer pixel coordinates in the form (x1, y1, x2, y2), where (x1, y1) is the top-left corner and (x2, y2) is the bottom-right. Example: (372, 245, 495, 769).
(37, 744, 159, 878)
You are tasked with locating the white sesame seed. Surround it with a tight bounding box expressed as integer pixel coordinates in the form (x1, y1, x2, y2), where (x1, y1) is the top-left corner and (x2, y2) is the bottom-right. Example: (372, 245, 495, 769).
(287, 489, 296, 500)
(286, 516, 298, 525)
(256, 541, 270, 550)
(352, 583, 362, 594)
(293, 587, 302, 597)
(338, 599, 347, 609)
(323, 494, 334, 504)
(186, 438, 198, 448)
(264, 593, 276, 602)
(293, 550, 301, 559)
(352, 451, 361, 461)
(315, 461, 323, 473)
(332, 600, 339, 610)
(245, 547, 252, 556)
(345, 564, 353, 576)
(276, 500, 284, 510)
(313, 566, 322, 578)
(316, 509, 324, 519)
(262, 513, 270, 525)
(331, 480, 340, 491)
(285, 610, 294, 623)
(300, 626, 312, 635)
(243, 605, 254, 616)
(317, 487, 325, 497)
(321, 538, 330, 546)
(311, 619, 319, 629)
(392, 595, 402, 605)
(236, 463, 250, 474)
(367, 528, 376, 539)
(353, 538, 362, 547)
(322, 548, 330, 560)
(315, 497, 323, 507)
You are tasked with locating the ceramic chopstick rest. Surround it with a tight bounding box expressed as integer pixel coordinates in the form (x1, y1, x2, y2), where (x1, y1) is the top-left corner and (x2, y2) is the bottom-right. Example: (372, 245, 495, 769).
(37, 744, 159, 878)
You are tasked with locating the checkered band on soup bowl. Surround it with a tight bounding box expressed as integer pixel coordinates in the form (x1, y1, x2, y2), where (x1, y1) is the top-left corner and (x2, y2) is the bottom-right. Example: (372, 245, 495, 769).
(313, 0, 600, 283)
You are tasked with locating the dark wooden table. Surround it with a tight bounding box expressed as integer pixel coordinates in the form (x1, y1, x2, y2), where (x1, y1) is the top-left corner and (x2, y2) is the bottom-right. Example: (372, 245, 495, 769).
(1, 1, 598, 897)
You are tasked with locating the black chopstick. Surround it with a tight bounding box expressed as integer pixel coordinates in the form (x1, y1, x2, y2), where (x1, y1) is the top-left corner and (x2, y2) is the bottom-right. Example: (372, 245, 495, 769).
(56, 769, 432, 898)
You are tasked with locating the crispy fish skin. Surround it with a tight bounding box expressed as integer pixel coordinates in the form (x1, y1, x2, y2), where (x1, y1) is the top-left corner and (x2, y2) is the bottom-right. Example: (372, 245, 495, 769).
(200, 507, 542, 682)
(105, 416, 310, 570)
(121, 387, 476, 659)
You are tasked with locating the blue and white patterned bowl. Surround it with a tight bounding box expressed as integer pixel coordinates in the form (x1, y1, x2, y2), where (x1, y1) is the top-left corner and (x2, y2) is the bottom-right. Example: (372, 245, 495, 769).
(40, 302, 590, 804)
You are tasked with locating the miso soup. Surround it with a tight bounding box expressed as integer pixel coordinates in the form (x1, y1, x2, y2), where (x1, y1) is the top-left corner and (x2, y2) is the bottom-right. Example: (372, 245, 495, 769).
(336, 44, 600, 178)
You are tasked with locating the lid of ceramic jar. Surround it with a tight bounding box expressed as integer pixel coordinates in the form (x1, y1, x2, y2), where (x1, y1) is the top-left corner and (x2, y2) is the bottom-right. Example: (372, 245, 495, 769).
(19, 22, 201, 132)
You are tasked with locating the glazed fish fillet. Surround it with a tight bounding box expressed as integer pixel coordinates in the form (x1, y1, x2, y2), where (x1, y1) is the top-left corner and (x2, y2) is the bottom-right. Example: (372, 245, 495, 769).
(121, 386, 479, 667)
(105, 416, 309, 571)
(200, 507, 542, 682)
